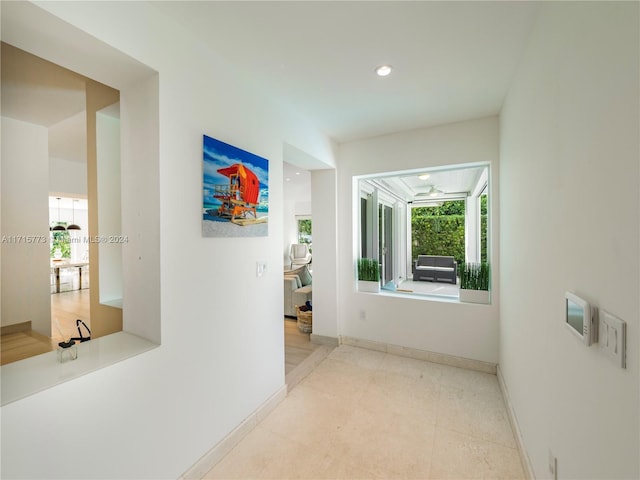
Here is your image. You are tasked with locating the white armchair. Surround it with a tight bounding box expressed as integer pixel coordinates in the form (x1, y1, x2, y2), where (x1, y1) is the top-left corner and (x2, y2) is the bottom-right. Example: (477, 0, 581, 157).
(290, 243, 312, 268)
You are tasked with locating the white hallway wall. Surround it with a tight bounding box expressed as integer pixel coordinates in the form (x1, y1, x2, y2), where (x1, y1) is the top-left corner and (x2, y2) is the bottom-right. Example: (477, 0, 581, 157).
(311, 169, 339, 339)
(500, 2, 639, 478)
(49, 157, 87, 197)
(1, 117, 51, 334)
(282, 168, 312, 268)
(337, 116, 500, 363)
(0, 2, 334, 479)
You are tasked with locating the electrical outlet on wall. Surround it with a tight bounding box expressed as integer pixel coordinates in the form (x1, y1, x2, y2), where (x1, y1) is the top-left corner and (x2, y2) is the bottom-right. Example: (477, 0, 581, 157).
(256, 261, 267, 277)
(598, 310, 626, 368)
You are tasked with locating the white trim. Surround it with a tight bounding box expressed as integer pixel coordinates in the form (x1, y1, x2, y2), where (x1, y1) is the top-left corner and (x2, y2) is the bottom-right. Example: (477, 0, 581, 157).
(286, 344, 334, 391)
(310, 333, 339, 346)
(339, 335, 497, 374)
(179, 385, 287, 480)
(471, 168, 489, 197)
(497, 365, 535, 480)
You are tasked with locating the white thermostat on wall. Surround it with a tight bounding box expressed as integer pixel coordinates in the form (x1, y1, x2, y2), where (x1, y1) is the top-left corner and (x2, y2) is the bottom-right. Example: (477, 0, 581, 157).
(565, 292, 596, 346)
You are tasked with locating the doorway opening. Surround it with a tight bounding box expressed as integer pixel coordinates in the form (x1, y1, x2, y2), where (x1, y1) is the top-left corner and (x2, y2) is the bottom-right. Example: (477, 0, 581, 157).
(1, 42, 123, 364)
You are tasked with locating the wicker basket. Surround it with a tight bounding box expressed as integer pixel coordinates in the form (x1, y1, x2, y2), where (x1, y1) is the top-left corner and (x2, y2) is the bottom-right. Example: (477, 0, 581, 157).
(296, 306, 313, 333)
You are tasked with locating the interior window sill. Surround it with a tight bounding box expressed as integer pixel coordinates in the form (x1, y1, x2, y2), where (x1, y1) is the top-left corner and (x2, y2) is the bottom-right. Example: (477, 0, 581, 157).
(1, 331, 158, 406)
(374, 289, 492, 305)
(377, 289, 460, 303)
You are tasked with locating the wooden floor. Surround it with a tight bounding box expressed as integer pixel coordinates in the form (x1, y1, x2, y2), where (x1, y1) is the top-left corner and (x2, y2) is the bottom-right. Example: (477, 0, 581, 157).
(0, 329, 54, 365)
(1, 294, 317, 371)
(1, 289, 91, 366)
(284, 317, 318, 375)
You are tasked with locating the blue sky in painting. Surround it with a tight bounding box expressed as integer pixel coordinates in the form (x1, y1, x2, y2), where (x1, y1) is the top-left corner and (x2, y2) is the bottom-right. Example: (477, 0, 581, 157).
(203, 135, 269, 208)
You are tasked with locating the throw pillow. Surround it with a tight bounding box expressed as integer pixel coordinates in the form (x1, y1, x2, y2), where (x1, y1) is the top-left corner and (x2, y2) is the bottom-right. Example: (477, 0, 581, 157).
(285, 274, 302, 288)
(298, 266, 312, 286)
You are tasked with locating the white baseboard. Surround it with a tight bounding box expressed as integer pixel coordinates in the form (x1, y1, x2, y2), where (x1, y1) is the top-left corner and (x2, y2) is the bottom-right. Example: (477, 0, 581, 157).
(179, 385, 287, 480)
(339, 335, 497, 374)
(285, 344, 334, 391)
(497, 365, 535, 480)
(310, 333, 339, 346)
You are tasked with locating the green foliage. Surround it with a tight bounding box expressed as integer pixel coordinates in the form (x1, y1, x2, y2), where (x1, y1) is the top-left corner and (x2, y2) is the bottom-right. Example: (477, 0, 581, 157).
(298, 219, 312, 242)
(411, 209, 466, 266)
(480, 194, 488, 263)
(459, 262, 490, 291)
(415, 200, 465, 217)
(298, 219, 312, 252)
(411, 200, 488, 266)
(480, 213, 488, 264)
(357, 258, 380, 282)
(51, 230, 71, 259)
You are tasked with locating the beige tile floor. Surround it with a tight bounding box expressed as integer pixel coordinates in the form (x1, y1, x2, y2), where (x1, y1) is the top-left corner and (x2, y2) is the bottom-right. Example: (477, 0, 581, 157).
(204, 345, 526, 480)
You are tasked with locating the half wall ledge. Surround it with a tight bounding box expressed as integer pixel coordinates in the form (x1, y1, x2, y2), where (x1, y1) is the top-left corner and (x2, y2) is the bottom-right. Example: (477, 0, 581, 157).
(1, 331, 158, 406)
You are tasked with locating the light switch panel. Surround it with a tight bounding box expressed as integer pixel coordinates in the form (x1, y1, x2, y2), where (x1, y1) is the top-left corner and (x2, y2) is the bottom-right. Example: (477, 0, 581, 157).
(598, 310, 626, 368)
(256, 261, 267, 278)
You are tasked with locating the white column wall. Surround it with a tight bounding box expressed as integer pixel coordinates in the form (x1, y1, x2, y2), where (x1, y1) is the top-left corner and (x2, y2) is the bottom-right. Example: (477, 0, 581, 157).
(337, 117, 500, 363)
(310, 169, 338, 339)
(282, 197, 297, 267)
(96, 110, 122, 304)
(499, 3, 639, 478)
(1, 117, 51, 335)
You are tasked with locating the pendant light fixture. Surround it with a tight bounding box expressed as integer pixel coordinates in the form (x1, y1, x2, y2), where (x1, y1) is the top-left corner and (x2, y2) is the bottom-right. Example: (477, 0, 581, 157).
(51, 197, 66, 231)
(67, 199, 81, 231)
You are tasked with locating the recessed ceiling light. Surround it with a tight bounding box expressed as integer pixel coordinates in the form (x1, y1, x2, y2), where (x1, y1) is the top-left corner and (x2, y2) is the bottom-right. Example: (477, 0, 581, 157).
(285, 178, 291, 182)
(375, 65, 392, 77)
(418, 174, 430, 180)
(295, 172, 300, 175)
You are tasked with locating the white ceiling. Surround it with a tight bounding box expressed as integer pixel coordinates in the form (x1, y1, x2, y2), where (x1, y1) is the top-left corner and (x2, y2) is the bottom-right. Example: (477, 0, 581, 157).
(48, 196, 88, 211)
(283, 161, 313, 204)
(374, 165, 487, 203)
(1, 41, 88, 163)
(48, 111, 87, 162)
(0, 42, 86, 127)
(3, 2, 539, 198)
(152, 1, 539, 143)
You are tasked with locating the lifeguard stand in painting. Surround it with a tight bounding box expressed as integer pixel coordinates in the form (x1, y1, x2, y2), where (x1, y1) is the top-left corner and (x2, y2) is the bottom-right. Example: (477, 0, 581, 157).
(213, 163, 265, 225)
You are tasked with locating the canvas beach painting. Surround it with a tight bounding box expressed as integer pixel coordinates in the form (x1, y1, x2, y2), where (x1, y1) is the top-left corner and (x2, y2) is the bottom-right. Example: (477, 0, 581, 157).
(203, 135, 269, 237)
